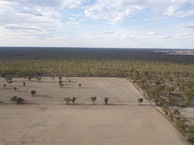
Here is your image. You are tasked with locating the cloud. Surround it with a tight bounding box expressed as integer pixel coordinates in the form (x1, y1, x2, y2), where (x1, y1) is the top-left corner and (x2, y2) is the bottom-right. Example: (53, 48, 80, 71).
(184, 23, 194, 29)
(83, 0, 194, 24)
(84, 0, 142, 24)
(102, 31, 115, 34)
(147, 32, 158, 35)
(0, 0, 88, 39)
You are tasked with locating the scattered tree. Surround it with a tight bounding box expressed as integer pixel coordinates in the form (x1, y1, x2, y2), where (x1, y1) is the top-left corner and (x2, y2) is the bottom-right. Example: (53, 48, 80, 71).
(31, 90, 36, 96)
(10, 96, 24, 104)
(58, 80, 63, 84)
(138, 98, 143, 105)
(14, 87, 17, 91)
(16, 97, 24, 104)
(91, 97, 97, 104)
(104, 97, 109, 105)
(72, 97, 76, 104)
(3, 84, 6, 88)
(79, 83, 81, 87)
(64, 97, 72, 104)
(11, 96, 18, 102)
(23, 82, 26, 86)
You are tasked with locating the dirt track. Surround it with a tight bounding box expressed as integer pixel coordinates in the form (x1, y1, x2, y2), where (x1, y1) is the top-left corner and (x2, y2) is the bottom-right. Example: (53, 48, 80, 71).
(0, 77, 190, 145)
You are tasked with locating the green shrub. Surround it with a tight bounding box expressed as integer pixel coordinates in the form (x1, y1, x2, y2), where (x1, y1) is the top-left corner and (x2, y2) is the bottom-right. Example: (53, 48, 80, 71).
(31, 90, 36, 96)
(91, 97, 97, 104)
(11, 96, 17, 102)
(64, 97, 72, 104)
(16, 97, 24, 104)
(104, 97, 109, 105)
(138, 98, 143, 105)
(72, 97, 76, 104)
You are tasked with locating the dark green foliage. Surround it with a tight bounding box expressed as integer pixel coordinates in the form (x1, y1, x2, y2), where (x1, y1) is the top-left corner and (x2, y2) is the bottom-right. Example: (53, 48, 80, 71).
(16, 97, 24, 104)
(64, 97, 72, 104)
(187, 134, 194, 143)
(3, 84, 6, 88)
(187, 125, 194, 144)
(23, 82, 26, 86)
(58, 80, 63, 84)
(10, 96, 24, 104)
(11, 96, 18, 102)
(31, 90, 36, 96)
(176, 118, 187, 134)
(91, 97, 97, 104)
(14, 87, 17, 91)
(104, 97, 109, 105)
(173, 109, 181, 116)
(72, 97, 76, 104)
(79, 83, 81, 87)
(64, 97, 76, 104)
(138, 98, 143, 105)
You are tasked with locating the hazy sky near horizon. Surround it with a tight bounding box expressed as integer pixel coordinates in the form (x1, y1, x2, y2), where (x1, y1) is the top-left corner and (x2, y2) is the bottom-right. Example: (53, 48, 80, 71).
(0, 0, 194, 48)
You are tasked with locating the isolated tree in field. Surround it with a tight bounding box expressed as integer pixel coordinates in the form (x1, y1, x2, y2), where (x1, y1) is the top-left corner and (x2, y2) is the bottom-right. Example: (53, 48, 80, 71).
(64, 97, 72, 104)
(23, 82, 26, 86)
(91, 97, 97, 104)
(10, 96, 24, 104)
(11, 96, 18, 102)
(16, 97, 24, 104)
(79, 83, 81, 87)
(14, 87, 17, 91)
(58, 80, 63, 84)
(72, 97, 76, 104)
(138, 98, 143, 105)
(31, 90, 36, 96)
(104, 97, 109, 105)
(3, 84, 6, 88)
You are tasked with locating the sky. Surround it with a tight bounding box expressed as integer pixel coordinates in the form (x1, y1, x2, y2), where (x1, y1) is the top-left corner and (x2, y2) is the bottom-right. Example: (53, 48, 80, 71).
(0, 0, 194, 48)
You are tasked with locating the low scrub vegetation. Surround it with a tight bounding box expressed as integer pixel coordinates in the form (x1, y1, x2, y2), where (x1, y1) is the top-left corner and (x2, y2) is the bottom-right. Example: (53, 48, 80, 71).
(10, 96, 24, 104)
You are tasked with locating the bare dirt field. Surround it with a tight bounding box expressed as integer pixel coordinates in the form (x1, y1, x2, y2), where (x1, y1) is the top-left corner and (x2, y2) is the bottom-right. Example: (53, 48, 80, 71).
(0, 77, 190, 145)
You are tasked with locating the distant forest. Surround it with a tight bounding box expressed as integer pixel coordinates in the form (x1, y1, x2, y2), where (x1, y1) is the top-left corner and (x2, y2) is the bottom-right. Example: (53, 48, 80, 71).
(0, 47, 194, 77)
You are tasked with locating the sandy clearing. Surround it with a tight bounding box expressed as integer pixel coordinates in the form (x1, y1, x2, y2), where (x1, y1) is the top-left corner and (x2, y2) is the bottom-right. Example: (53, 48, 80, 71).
(0, 77, 190, 145)
(0, 77, 147, 104)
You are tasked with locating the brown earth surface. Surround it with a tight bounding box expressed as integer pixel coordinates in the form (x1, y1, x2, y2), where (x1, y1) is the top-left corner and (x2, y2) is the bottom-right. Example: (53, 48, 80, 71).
(0, 77, 190, 145)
